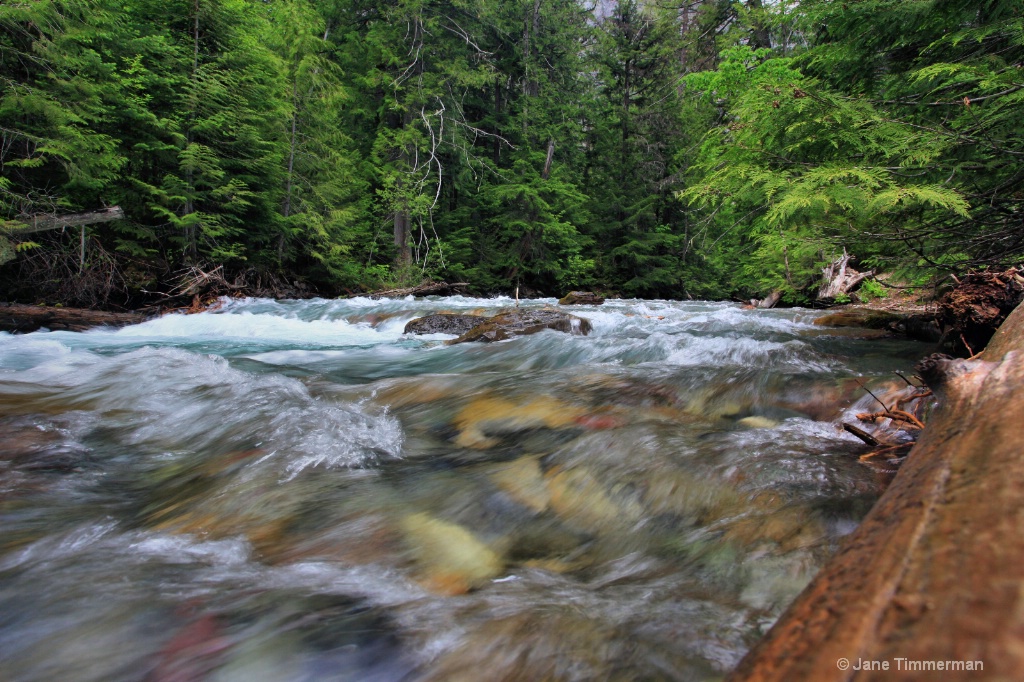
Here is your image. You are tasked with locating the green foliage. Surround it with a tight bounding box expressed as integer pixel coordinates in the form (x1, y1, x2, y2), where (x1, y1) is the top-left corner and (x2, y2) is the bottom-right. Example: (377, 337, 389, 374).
(859, 279, 887, 301)
(5, 0, 1018, 303)
(681, 0, 1024, 299)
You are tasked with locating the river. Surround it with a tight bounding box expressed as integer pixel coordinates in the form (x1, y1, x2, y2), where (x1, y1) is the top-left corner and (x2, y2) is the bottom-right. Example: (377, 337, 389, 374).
(0, 296, 930, 681)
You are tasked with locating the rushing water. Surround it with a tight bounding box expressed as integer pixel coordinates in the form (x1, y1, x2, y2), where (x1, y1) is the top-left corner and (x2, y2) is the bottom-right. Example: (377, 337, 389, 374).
(0, 296, 931, 681)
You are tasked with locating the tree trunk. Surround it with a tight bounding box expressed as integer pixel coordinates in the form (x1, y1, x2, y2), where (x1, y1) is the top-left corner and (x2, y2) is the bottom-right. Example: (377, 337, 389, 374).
(541, 139, 555, 180)
(184, 0, 201, 262)
(728, 301, 1024, 681)
(394, 208, 412, 266)
(745, 0, 772, 50)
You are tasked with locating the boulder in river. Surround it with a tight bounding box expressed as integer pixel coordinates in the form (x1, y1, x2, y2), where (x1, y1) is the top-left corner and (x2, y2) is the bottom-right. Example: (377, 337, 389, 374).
(403, 308, 592, 343)
(452, 308, 592, 343)
(558, 291, 605, 306)
(403, 313, 483, 336)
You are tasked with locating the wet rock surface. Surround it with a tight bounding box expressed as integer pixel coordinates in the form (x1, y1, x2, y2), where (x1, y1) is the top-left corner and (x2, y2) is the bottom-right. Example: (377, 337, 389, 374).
(402, 313, 483, 336)
(813, 306, 944, 345)
(0, 302, 152, 333)
(403, 308, 592, 343)
(451, 308, 592, 343)
(813, 308, 904, 330)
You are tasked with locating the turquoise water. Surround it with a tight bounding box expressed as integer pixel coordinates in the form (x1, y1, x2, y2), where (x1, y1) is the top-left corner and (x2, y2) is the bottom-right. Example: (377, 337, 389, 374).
(0, 297, 930, 681)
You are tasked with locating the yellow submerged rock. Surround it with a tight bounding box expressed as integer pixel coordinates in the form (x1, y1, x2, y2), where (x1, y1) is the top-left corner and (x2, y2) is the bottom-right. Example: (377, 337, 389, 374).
(488, 455, 551, 513)
(738, 415, 779, 429)
(453, 395, 584, 449)
(400, 512, 504, 595)
(544, 465, 644, 532)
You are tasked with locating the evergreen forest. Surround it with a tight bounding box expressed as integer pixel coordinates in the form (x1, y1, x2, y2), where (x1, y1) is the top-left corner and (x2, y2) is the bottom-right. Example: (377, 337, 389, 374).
(2, 0, 1021, 305)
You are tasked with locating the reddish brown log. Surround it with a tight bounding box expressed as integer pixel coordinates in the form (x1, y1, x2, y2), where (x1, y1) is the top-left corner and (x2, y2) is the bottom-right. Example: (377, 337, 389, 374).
(0, 302, 151, 333)
(729, 301, 1024, 681)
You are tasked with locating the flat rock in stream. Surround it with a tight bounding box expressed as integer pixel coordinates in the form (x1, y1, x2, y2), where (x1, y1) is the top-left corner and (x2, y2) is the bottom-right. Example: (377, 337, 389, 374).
(452, 308, 592, 343)
(403, 308, 592, 343)
(403, 313, 483, 336)
(813, 306, 944, 344)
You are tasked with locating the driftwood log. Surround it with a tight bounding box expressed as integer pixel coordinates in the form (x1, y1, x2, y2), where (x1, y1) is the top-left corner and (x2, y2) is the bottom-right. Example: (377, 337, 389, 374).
(0, 302, 152, 333)
(1, 206, 125, 266)
(817, 249, 873, 302)
(729, 301, 1024, 681)
(2, 206, 125, 235)
(757, 290, 783, 309)
(353, 281, 470, 300)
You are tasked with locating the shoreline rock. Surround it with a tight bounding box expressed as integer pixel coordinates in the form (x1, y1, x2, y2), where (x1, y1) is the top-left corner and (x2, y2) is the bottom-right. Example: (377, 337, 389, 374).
(813, 306, 943, 344)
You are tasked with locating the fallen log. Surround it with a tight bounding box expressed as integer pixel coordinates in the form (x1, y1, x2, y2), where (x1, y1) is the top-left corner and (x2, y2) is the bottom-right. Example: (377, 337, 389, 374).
(351, 281, 470, 300)
(0, 302, 153, 333)
(757, 290, 783, 309)
(2, 206, 125, 235)
(729, 300, 1024, 681)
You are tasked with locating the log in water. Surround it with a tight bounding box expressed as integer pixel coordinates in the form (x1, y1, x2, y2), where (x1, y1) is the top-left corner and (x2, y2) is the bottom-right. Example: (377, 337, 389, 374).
(0, 296, 934, 681)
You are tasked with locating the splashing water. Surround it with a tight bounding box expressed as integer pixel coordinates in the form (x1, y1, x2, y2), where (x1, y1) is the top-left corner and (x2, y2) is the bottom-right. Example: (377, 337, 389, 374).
(0, 297, 931, 681)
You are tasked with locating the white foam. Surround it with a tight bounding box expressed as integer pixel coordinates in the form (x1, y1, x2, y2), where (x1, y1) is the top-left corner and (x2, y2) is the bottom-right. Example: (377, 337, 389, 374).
(109, 310, 396, 347)
(1, 345, 404, 471)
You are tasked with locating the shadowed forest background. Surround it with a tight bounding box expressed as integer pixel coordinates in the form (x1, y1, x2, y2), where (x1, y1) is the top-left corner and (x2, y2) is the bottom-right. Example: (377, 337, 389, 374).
(1, 0, 1021, 306)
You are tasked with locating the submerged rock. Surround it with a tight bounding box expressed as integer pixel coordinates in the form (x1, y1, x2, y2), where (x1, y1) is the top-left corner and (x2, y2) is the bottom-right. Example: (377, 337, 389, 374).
(399, 512, 504, 595)
(452, 308, 592, 343)
(403, 313, 483, 336)
(558, 291, 605, 305)
(737, 416, 778, 429)
(488, 455, 551, 513)
(452, 395, 587, 449)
